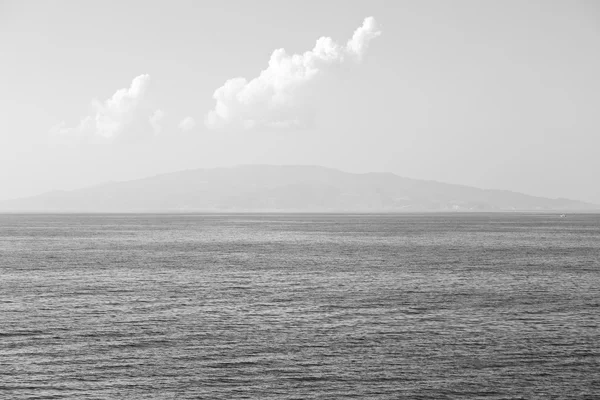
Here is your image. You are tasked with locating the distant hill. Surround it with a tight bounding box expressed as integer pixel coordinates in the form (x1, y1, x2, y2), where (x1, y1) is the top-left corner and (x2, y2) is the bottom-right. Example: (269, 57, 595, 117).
(0, 165, 597, 212)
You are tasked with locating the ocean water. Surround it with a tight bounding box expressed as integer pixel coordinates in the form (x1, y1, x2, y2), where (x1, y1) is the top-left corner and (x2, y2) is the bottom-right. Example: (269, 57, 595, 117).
(1, 213, 599, 399)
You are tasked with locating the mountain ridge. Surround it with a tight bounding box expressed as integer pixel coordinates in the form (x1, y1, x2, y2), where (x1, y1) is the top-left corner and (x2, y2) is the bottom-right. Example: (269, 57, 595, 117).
(1, 165, 597, 212)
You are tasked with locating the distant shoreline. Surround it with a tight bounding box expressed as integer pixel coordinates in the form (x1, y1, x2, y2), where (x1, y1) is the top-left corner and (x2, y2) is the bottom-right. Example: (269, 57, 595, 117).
(2, 211, 599, 215)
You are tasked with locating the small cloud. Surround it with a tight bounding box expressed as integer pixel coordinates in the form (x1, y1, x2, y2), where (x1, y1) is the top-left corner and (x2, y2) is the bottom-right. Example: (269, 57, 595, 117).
(49, 121, 69, 136)
(204, 17, 381, 131)
(50, 74, 152, 141)
(149, 109, 165, 135)
(178, 116, 196, 131)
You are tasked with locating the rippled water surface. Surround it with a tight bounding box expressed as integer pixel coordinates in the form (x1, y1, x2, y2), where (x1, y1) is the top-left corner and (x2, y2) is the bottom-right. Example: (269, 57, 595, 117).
(1, 213, 599, 399)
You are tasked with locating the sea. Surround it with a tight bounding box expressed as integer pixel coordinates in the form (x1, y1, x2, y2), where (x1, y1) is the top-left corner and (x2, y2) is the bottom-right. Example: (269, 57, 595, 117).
(1, 213, 599, 399)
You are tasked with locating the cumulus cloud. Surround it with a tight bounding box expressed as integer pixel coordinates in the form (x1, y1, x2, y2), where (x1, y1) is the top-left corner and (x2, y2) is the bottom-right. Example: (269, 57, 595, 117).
(51, 74, 152, 140)
(178, 116, 196, 131)
(149, 109, 165, 135)
(204, 17, 381, 131)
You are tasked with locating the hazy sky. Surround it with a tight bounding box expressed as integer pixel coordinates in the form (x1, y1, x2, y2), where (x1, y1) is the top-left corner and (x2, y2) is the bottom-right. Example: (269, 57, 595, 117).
(1, 0, 599, 203)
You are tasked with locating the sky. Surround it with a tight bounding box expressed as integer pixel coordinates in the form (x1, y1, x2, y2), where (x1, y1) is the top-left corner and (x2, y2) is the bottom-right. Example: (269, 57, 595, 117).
(1, 0, 599, 203)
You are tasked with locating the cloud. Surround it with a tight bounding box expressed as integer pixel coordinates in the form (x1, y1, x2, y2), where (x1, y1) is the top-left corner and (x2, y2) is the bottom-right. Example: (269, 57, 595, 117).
(149, 109, 165, 135)
(178, 116, 196, 131)
(51, 74, 152, 140)
(49, 121, 70, 137)
(204, 17, 381, 131)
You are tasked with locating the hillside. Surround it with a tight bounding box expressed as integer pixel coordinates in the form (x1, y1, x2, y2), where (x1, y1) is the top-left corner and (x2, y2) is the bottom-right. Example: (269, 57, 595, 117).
(0, 165, 596, 212)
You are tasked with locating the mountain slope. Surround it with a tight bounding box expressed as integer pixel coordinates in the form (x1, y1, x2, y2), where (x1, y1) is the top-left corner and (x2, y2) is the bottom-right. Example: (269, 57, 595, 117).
(0, 165, 596, 212)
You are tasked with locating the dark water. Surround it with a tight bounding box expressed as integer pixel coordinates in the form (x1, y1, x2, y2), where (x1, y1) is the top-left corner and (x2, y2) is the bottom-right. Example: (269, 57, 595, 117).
(1, 213, 599, 399)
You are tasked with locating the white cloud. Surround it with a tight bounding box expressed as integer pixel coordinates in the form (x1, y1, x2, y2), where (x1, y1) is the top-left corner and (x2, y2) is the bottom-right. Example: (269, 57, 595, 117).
(178, 116, 196, 131)
(149, 109, 165, 135)
(51, 74, 152, 140)
(49, 121, 70, 136)
(205, 17, 381, 131)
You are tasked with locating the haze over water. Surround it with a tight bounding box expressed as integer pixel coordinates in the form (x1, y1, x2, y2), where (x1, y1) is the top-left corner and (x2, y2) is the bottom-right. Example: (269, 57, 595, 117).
(1, 213, 599, 399)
